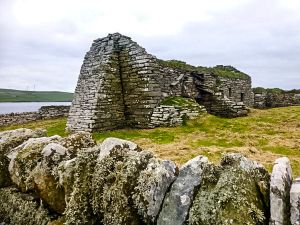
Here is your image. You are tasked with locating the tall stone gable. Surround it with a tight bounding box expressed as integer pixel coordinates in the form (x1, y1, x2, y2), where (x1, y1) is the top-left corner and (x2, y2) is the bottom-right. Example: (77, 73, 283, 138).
(67, 33, 164, 132)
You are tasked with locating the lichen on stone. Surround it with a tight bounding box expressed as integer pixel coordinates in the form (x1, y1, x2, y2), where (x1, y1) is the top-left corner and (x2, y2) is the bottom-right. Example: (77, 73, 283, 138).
(0, 187, 53, 225)
(0, 128, 46, 187)
(8, 135, 62, 192)
(64, 147, 100, 225)
(133, 158, 177, 223)
(92, 148, 154, 225)
(188, 153, 270, 225)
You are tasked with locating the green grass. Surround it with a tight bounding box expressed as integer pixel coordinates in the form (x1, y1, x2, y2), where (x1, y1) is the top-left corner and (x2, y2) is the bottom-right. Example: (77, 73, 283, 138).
(93, 129, 175, 144)
(0, 118, 69, 137)
(160, 96, 199, 108)
(157, 59, 250, 79)
(1, 106, 300, 176)
(0, 88, 73, 102)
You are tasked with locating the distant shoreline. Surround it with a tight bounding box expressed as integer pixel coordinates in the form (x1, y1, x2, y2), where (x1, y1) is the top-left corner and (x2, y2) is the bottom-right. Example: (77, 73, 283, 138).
(0, 88, 73, 102)
(0, 102, 72, 114)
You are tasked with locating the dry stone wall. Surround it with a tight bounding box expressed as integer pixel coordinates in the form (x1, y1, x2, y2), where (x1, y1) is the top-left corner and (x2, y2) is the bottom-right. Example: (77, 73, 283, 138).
(67, 33, 164, 132)
(0, 112, 40, 127)
(254, 92, 300, 109)
(67, 33, 253, 132)
(1, 129, 299, 225)
(149, 104, 206, 127)
(38, 105, 70, 119)
(0, 105, 70, 127)
(218, 76, 253, 106)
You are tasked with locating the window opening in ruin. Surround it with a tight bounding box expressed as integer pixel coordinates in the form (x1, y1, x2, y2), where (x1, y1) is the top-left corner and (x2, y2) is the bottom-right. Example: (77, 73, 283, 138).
(229, 88, 232, 97)
(241, 93, 244, 102)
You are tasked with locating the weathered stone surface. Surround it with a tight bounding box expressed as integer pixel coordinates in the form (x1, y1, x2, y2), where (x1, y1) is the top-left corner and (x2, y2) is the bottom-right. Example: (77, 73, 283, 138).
(8, 135, 62, 191)
(92, 148, 154, 225)
(188, 153, 270, 225)
(290, 177, 300, 225)
(157, 156, 209, 225)
(60, 131, 96, 156)
(0, 187, 52, 225)
(149, 98, 206, 127)
(0, 128, 45, 188)
(0, 105, 70, 127)
(32, 143, 70, 214)
(270, 157, 293, 225)
(98, 137, 141, 160)
(1, 131, 279, 225)
(254, 92, 300, 109)
(133, 159, 177, 223)
(0, 128, 46, 152)
(64, 148, 101, 225)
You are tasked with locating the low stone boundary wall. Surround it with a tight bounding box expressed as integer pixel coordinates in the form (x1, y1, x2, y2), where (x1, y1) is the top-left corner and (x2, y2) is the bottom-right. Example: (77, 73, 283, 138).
(254, 92, 300, 108)
(0, 105, 70, 127)
(0, 129, 299, 224)
(0, 112, 40, 127)
(38, 105, 70, 119)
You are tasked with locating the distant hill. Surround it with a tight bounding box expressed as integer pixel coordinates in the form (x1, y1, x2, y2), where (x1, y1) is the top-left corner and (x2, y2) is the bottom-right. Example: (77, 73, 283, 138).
(0, 88, 73, 102)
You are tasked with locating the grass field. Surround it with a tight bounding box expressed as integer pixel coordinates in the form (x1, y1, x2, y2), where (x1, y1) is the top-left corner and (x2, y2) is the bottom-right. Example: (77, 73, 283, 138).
(1, 106, 299, 176)
(0, 88, 73, 102)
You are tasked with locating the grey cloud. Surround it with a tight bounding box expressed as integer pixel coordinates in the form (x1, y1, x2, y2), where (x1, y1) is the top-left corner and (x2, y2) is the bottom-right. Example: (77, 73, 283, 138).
(0, 0, 299, 91)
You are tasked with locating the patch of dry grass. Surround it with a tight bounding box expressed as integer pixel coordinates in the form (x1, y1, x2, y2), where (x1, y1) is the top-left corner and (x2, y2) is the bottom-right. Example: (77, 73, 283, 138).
(94, 106, 300, 176)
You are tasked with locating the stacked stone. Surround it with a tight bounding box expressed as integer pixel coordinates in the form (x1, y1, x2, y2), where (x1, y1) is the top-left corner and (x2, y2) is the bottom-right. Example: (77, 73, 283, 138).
(158, 66, 198, 98)
(0, 106, 71, 127)
(67, 33, 168, 132)
(67, 34, 126, 132)
(253, 93, 268, 108)
(39, 105, 70, 119)
(208, 92, 249, 118)
(253, 92, 300, 109)
(0, 112, 40, 127)
(218, 76, 253, 107)
(67, 33, 253, 132)
(117, 35, 162, 128)
(149, 104, 206, 127)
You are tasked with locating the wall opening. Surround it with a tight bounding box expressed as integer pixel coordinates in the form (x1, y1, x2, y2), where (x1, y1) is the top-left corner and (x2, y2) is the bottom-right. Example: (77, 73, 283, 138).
(229, 88, 232, 97)
(241, 93, 244, 102)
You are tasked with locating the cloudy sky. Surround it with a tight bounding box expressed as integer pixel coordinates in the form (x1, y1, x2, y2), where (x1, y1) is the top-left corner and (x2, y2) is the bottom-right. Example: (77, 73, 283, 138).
(0, 0, 299, 92)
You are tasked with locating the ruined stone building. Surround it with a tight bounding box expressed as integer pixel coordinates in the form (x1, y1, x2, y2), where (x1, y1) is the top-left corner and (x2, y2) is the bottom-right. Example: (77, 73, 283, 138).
(67, 33, 253, 132)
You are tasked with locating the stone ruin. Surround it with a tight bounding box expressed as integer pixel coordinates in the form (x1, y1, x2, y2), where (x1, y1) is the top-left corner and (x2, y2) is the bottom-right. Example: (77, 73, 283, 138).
(67, 33, 253, 132)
